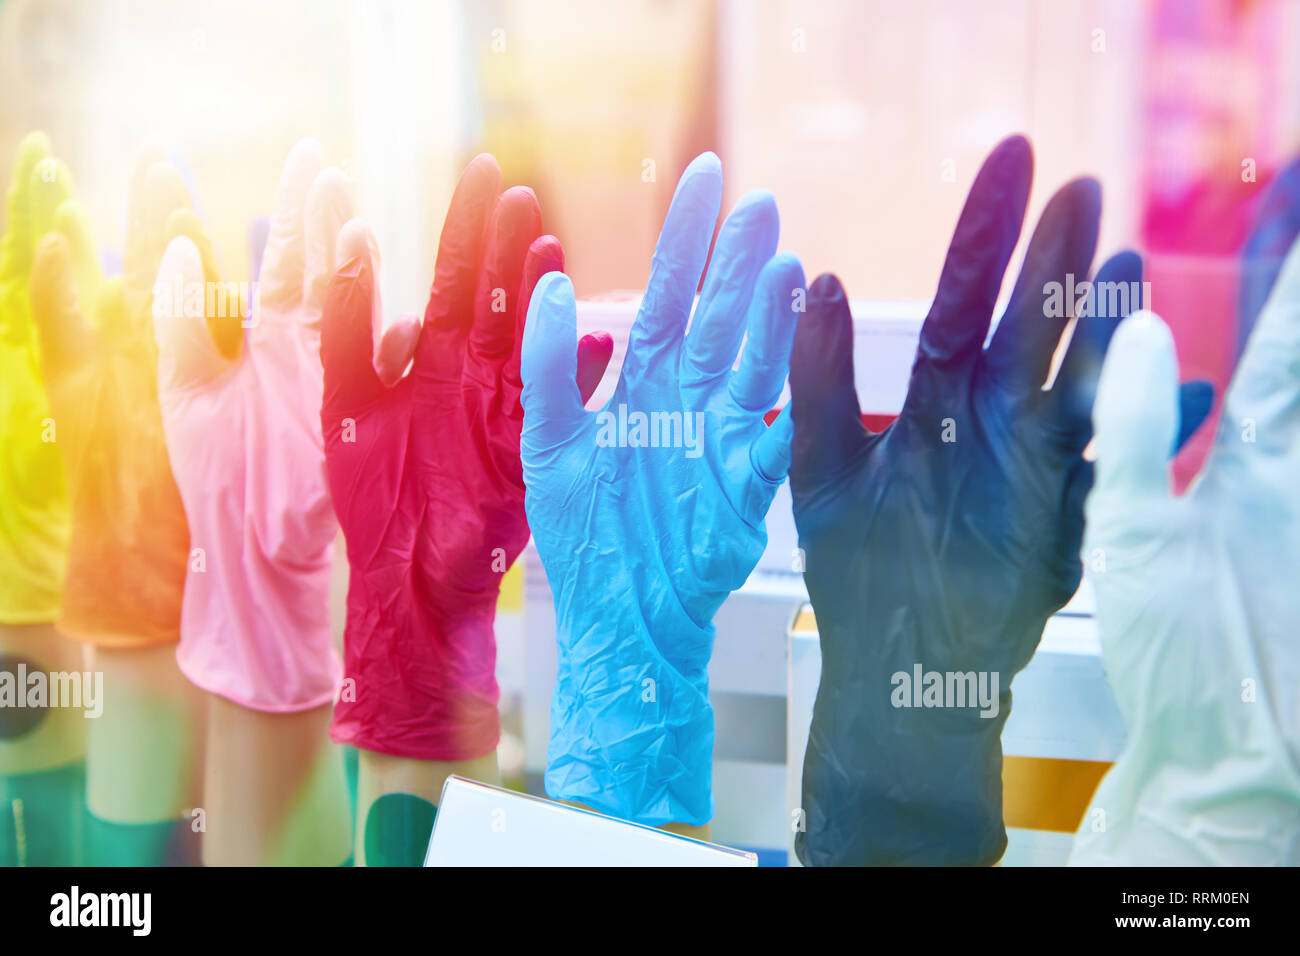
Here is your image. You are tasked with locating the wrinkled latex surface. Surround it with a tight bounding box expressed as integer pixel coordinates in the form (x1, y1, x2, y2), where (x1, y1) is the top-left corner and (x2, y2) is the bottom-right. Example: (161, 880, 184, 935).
(790, 136, 1214, 865)
(323, 154, 609, 758)
(28, 145, 194, 647)
(522, 152, 805, 826)
(1069, 244, 1300, 866)
(155, 139, 349, 711)
(0, 133, 71, 623)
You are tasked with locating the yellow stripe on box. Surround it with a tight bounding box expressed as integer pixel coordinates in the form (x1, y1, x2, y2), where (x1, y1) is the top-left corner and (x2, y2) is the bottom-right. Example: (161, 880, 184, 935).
(498, 561, 523, 613)
(1002, 755, 1110, 833)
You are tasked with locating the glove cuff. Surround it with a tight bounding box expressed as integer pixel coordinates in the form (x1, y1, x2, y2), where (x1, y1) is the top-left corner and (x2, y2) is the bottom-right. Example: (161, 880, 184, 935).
(175, 555, 339, 713)
(545, 612, 715, 828)
(1070, 754, 1300, 866)
(330, 582, 502, 761)
(797, 708, 1008, 865)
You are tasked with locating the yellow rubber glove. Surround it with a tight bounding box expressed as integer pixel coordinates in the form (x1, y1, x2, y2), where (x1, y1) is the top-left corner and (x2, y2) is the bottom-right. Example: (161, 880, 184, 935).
(0, 131, 73, 624)
(28, 145, 207, 647)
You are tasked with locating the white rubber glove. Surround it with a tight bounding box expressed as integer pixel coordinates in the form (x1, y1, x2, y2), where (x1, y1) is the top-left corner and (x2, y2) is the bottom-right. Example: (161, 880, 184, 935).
(1069, 241, 1300, 866)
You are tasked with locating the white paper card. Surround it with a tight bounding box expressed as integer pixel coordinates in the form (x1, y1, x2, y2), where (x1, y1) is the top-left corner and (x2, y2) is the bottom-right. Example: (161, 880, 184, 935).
(424, 776, 758, 867)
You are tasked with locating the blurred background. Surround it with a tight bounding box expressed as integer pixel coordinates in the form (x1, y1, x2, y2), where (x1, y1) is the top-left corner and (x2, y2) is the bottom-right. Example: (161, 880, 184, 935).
(4, 0, 1297, 320)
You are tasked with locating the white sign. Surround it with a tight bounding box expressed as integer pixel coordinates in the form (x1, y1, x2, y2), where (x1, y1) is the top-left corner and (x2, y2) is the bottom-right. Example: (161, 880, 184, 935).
(424, 777, 758, 867)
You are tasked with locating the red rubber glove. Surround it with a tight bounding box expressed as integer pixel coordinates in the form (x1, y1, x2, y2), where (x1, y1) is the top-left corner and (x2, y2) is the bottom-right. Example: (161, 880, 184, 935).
(322, 154, 610, 759)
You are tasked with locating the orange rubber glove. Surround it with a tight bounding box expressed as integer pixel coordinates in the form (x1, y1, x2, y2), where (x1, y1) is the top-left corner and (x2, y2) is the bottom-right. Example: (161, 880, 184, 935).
(28, 145, 204, 647)
(0, 131, 73, 624)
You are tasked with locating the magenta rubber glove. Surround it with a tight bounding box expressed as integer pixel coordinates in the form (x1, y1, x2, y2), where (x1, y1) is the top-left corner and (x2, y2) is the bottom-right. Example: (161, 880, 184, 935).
(322, 154, 611, 760)
(153, 139, 352, 711)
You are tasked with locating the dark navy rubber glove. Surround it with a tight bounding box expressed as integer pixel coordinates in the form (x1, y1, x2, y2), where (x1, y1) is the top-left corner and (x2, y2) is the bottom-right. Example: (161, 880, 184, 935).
(1238, 156, 1300, 360)
(791, 135, 1214, 866)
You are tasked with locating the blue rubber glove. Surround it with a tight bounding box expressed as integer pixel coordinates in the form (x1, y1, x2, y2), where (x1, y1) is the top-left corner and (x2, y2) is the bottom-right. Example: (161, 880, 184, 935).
(521, 152, 805, 826)
(1070, 238, 1300, 865)
(790, 136, 1214, 866)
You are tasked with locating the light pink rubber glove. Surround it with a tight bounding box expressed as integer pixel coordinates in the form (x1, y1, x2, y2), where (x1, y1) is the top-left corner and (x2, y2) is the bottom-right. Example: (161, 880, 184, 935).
(153, 139, 351, 712)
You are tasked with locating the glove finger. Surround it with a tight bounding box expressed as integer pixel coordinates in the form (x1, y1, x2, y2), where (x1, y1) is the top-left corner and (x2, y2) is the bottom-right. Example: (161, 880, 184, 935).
(1065, 378, 1211, 560)
(624, 152, 723, 385)
(752, 401, 794, 483)
(249, 216, 270, 282)
(1237, 156, 1300, 361)
(322, 219, 391, 419)
(123, 156, 191, 321)
(1049, 250, 1142, 451)
(730, 251, 804, 412)
(340, 212, 422, 390)
(375, 313, 421, 388)
(153, 235, 230, 393)
(416, 153, 502, 380)
(1087, 310, 1178, 548)
(906, 134, 1031, 414)
(257, 138, 324, 309)
(507, 234, 565, 403)
(301, 166, 354, 319)
(985, 177, 1101, 396)
(507, 236, 611, 412)
(29, 157, 74, 251)
(682, 189, 779, 384)
(29, 232, 89, 381)
(467, 185, 542, 378)
(790, 273, 866, 484)
(0, 131, 60, 282)
(577, 330, 613, 406)
(53, 199, 104, 310)
(165, 207, 243, 362)
(521, 271, 586, 451)
(1215, 231, 1300, 460)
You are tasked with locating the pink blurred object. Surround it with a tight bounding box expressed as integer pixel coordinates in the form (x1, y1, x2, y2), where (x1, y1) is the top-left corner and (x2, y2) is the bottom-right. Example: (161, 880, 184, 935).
(1139, 0, 1287, 489)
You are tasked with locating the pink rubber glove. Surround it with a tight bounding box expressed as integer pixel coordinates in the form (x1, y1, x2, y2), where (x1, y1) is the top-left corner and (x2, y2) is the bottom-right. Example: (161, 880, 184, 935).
(28, 146, 195, 647)
(153, 139, 352, 712)
(322, 154, 610, 759)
